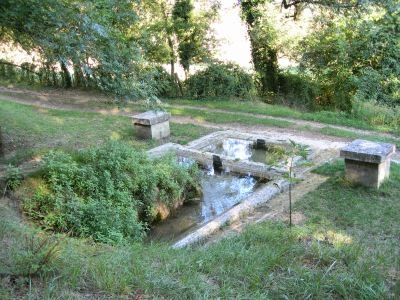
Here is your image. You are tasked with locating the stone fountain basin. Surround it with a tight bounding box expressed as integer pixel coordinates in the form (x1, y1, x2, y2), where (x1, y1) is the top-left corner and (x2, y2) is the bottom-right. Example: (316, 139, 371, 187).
(146, 130, 316, 247)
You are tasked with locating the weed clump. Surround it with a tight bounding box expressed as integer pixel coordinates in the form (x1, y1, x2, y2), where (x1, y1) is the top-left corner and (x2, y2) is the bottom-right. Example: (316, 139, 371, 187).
(18, 141, 200, 245)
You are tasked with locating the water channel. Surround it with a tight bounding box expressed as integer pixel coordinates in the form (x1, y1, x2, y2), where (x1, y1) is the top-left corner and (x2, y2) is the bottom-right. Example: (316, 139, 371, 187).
(148, 165, 261, 243)
(203, 138, 267, 163)
(148, 137, 290, 243)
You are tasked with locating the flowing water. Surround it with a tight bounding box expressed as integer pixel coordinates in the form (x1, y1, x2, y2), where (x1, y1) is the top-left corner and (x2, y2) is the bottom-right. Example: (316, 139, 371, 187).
(148, 167, 259, 242)
(203, 138, 267, 163)
(148, 139, 273, 242)
(200, 170, 256, 222)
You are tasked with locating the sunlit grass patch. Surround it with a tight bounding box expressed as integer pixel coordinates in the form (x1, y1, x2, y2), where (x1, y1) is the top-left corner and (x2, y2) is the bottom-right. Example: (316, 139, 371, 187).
(319, 126, 400, 147)
(0, 100, 213, 164)
(166, 98, 400, 135)
(170, 106, 294, 128)
(297, 161, 400, 295)
(1, 94, 399, 298)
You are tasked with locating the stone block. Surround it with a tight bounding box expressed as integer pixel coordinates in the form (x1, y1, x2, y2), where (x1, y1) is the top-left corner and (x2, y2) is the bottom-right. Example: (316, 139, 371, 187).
(340, 139, 395, 188)
(132, 111, 170, 140)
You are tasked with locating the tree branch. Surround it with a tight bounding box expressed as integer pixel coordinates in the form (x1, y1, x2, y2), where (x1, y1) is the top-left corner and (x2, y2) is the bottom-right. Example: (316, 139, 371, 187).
(281, 0, 360, 9)
(0, 61, 40, 76)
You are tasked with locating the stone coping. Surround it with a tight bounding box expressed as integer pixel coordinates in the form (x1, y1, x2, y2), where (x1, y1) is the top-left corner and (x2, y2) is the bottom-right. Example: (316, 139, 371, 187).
(186, 130, 287, 150)
(147, 143, 286, 179)
(176, 147, 286, 180)
(173, 179, 290, 248)
(146, 131, 319, 247)
(340, 139, 396, 164)
(132, 110, 170, 125)
(147, 142, 183, 158)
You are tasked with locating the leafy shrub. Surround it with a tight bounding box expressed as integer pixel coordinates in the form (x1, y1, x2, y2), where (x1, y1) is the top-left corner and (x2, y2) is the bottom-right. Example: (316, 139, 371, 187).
(20, 142, 200, 244)
(3, 165, 23, 197)
(0, 60, 42, 86)
(141, 65, 180, 98)
(184, 63, 255, 99)
(299, 7, 399, 111)
(277, 72, 321, 109)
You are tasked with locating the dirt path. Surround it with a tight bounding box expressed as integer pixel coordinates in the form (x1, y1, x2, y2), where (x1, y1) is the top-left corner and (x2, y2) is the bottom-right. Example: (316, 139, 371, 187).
(171, 104, 400, 141)
(1, 86, 399, 143)
(1, 86, 399, 243)
(1, 85, 399, 162)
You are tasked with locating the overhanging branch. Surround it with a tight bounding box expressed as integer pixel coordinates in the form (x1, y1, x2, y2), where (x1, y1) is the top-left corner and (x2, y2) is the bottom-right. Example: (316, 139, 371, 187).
(281, 0, 360, 9)
(0, 61, 40, 76)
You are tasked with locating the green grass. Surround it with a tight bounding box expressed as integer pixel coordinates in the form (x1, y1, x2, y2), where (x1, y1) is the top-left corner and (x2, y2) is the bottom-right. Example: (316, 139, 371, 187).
(0, 99, 214, 164)
(169, 106, 294, 128)
(1, 91, 399, 298)
(169, 104, 399, 147)
(170, 123, 214, 145)
(0, 99, 137, 148)
(319, 126, 400, 147)
(167, 98, 400, 135)
(1, 162, 399, 298)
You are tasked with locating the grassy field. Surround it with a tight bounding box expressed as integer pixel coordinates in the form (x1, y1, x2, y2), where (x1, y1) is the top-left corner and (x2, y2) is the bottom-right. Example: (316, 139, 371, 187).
(2, 97, 398, 167)
(167, 98, 400, 135)
(0, 99, 214, 164)
(0, 96, 399, 298)
(168, 105, 400, 147)
(1, 162, 399, 298)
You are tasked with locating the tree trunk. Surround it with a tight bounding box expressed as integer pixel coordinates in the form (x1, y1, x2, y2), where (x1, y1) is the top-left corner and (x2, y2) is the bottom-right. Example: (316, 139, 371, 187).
(170, 59, 175, 78)
(174, 73, 184, 97)
(167, 34, 175, 79)
(52, 66, 58, 86)
(249, 34, 279, 95)
(60, 61, 72, 88)
(74, 63, 85, 88)
(160, 2, 176, 79)
(240, 1, 279, 96)
(160, 2, 183, 97)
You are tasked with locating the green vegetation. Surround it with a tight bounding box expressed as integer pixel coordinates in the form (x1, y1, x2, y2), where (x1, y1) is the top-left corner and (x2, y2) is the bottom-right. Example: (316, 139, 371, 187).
(300, 2, 400, 110)
(0, 99, 213, 164)
(170, 123, 214, 145)
(0, 0, 157, 100)
(3, 164, 23, 196)
(185, 62, 255, 99)
(265, 145, 288, 166)
(1, 0, 399, 297)
(2, 161, 399, 298)
(17, 142, 200, 244)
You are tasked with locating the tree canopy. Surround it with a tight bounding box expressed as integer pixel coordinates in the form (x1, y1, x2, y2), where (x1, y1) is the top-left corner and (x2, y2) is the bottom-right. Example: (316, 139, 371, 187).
(1, 0, 399, 110)
(0, 0, 154, 101)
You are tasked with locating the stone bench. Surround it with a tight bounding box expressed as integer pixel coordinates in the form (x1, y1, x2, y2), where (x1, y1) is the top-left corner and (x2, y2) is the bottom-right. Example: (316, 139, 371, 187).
(340, 139, 396, 188)
(132, 110, 170, 140)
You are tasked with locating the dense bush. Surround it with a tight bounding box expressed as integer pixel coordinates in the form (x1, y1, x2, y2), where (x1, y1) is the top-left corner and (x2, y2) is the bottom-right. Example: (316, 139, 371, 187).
(299, 6, 399, 111)
(184, 63, 255, 99)
(144, 65, 181, 98)
(277, 72, 321, 109)
(19, 142, 199, 244)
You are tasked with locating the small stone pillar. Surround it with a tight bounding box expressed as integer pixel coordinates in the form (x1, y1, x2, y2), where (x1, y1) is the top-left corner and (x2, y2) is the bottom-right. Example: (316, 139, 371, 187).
(132, 111, 170, 140)
(340, 139, 396, 188)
